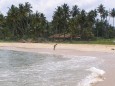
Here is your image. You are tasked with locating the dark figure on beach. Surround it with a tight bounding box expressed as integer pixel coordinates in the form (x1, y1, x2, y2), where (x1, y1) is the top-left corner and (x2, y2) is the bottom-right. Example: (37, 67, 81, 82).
(54, 44, 57, 50)
(111, 48, 115, 50)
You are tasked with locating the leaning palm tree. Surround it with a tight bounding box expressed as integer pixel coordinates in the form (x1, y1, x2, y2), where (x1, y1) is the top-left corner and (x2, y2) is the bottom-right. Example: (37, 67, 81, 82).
(110, 8, 115, 27)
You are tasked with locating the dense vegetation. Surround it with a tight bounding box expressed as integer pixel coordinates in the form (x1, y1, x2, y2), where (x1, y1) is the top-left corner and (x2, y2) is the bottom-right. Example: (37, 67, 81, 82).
(0, 2, 115, 42)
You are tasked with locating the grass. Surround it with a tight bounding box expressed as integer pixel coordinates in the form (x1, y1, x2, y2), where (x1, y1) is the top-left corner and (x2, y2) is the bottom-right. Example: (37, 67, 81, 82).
(55, 38, 115, 45)
(0, 40, 17, 43)
(0, 38, 115, 45)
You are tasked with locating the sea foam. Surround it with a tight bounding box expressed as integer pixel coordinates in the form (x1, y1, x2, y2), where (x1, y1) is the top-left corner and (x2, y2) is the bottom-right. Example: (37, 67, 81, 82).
(78, 67, 105, 86)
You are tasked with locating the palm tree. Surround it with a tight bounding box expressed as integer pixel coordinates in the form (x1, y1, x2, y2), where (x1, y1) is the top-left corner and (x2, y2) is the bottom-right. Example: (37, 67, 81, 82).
(52, 6, 63, 38)
(87, 10, 97, 23)
(103, 10, 109, 37)
(69, 5, 80, 38)
(24, 2, 32, 34)
(62, 4, 70, 39)
(24, 2, 32, 15)
(110, 8, 115, 27)
(103, 10, 108, 21)
(97, 4, 105, 21)
(1, 2, 115, 40)
(0, 13, 4, 28)
(7, 5, 19, 37)
(18, 2, 32, 37)
(71, 5, 80, 17)
(0, 13, 5, 38)
(78, 9, 86, 28)
(39, 13, 47, 37)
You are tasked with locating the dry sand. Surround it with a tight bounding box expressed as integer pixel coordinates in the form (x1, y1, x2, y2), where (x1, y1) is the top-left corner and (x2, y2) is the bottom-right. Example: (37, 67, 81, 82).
(0, 43, 115, 52)
(0, 43, 115, 86)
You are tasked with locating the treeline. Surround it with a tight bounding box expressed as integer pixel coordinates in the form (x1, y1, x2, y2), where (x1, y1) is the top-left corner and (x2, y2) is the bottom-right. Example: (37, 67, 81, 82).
(0, 2, 115, 41)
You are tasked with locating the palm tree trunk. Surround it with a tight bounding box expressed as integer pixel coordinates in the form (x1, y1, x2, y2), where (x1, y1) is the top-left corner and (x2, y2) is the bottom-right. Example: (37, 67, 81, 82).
(97, 30, 98, 37)
(113, 17, 114, 28)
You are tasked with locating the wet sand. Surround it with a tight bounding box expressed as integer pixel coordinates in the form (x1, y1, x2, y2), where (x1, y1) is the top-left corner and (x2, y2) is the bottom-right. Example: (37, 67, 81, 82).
(0, 43, 115, 86)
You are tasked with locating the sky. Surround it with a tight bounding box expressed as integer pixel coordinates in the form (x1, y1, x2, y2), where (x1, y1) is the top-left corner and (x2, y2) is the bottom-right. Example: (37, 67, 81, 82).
(0, 0, 115, 22)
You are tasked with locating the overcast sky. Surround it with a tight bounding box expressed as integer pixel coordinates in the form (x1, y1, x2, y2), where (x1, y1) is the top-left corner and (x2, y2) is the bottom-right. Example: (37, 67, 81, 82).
(0, 0, 114, 21)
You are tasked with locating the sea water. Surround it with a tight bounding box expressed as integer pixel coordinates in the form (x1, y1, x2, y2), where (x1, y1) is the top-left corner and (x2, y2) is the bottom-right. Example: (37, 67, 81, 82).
(0, 50, 105, 86)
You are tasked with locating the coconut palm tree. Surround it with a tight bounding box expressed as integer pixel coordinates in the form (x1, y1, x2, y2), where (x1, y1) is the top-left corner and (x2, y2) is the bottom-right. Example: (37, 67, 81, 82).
(103, 10, 108, 21)
(97, 4, 105, 21)
(24, 2, 32, 15)
(110, 8, 115, 27)
(0, 13, 4, 28)
(18, 2, 32, 37)
(87, 10, 97, 23)
(7, 5, 19, 37)
(62, 3, 70, 39)
(52, 6, 63, 38)
(69, 5, 80, 38)
(71, 5, 80, 17)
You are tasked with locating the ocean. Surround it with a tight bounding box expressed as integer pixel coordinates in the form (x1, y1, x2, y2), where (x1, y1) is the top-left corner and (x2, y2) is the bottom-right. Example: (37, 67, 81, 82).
(0, 50, 105, 86)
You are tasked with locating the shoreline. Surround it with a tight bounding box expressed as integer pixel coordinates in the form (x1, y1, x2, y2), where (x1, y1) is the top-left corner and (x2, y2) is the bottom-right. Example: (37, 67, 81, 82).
(0, 43, 115, 86)
(0, 43, 115, 52)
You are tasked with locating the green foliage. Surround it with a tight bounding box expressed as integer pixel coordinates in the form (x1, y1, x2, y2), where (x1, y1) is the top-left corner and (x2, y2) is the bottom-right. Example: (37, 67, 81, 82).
(0, 3, 115, 42)
(110, 8, 115, 27)
(81, 27, 94, 40)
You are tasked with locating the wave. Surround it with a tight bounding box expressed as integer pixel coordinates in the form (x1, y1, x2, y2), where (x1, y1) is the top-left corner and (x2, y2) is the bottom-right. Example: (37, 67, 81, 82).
(78, 67, 105, 86)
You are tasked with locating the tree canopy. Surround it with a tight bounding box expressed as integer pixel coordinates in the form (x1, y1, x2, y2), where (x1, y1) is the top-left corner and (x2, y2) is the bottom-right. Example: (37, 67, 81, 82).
(0, 2, 115, 41)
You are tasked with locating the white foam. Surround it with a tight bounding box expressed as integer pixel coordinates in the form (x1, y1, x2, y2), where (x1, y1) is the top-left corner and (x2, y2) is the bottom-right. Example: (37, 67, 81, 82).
(0, 71, 15, 77)
(78, 67, 105, 86)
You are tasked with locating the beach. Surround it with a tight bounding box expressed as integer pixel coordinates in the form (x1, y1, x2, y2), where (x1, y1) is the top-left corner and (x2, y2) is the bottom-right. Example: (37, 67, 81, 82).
(0, 43, 115, 86)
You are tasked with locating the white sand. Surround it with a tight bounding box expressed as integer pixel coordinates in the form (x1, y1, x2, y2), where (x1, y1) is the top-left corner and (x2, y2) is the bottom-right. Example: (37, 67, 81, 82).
(0, 43, 115, 52)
